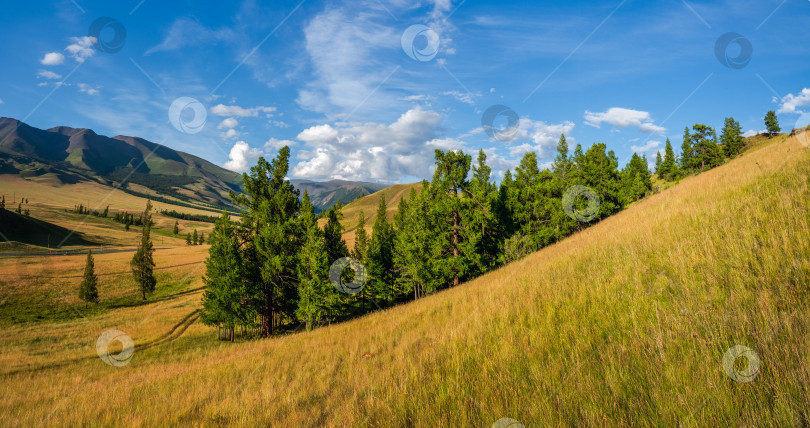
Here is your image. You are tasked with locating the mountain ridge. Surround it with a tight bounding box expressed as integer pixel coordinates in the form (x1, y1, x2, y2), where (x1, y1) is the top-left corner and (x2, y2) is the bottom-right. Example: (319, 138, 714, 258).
(0, 117, 391, 212)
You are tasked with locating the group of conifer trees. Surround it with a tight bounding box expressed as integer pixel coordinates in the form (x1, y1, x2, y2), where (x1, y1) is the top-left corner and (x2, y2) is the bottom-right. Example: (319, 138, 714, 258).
(78, 201, 157, 306)
(200, 136, 664, 339)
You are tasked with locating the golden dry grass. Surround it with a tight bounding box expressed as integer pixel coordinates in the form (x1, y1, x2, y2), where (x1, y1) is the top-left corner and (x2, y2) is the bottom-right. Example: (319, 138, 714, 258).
(1, 134, 809, 426)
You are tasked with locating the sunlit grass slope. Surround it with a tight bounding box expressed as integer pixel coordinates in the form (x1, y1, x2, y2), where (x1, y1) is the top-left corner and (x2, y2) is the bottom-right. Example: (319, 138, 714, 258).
(1, 133, 809, 426)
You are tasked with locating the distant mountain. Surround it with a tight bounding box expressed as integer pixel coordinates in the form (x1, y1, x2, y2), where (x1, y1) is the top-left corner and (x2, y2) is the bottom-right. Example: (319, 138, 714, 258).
(0, 118, 391, 212)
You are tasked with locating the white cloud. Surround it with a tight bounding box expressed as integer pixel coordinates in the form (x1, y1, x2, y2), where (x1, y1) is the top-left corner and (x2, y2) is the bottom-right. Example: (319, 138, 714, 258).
(264, 138, 296, 150)
(0, 98, 4, 104)
(40, 52, 65, 65)
(292, 107, 445, 181)
(296, 9, 399, 116)
(500, 118, 576, 158)
(584, 107, 666, 134)
(78, 83, 100, 95)
(777, 88, 810, 114)
(224, 141, 263, 172)
(220, 129, 240, 139)
(743, 129, 766, 137)
(65, 36, 96, 62)
(145, 17, 235, 55)
(443, 90, 480, 106)
(36, 70, 62, 80)
(217, 118, 238, 129)
(297, 124, 340, 144)
(400, 94, 434, 102)
(210, 104, 275, 117)
(630, 140, 661, 153)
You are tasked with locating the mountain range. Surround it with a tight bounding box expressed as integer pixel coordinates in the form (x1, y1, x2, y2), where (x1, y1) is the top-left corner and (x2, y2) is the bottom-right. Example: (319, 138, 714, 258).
(0, 117, 388, 213)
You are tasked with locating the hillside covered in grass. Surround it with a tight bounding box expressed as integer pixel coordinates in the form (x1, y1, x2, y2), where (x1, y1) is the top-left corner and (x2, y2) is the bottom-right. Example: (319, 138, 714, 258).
(1, 131, 807, 425)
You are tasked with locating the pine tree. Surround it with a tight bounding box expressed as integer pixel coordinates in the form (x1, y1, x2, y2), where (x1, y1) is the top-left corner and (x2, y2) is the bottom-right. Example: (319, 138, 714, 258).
(366, 194, 397, 304)
(102, 206, 109, 218)
(721, 117, 744, 157)
(691, 124, 722, 170)
(230, 147, 302, 337)
(201, 212, 251, 341)
(199, 232, 205, 245)
(0, 195, 5, 210)
(295, 194, 330, 330)
(681, 126, 693, 171)
(662, 138, 677, 180)
(323, 203, 349, 264)
(173, 220, 179, 235)
(130, 200, 156, 300)
(186, 233, 192, 245)
(192, 229, 199, 246)
(16, 203, 22, 214)
(78, 250, 99, 307)
(394, 183, 435, 299)
(430, 149, 473, 288)
(352, 210, 368, 262)
(655, 151, 663, 175)
(765, 110, 780, 136)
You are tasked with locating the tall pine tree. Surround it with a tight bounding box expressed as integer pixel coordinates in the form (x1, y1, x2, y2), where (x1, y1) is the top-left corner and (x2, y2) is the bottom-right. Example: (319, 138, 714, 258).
(131, 200, 156, 300)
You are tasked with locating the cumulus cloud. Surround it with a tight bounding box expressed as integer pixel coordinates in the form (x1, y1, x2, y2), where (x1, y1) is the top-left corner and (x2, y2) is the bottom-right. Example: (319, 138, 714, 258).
(217, 118, 238, 129)
(743, 129, 766, 137)
(37, 70, 62, 80)
(292, 107, 445, 181)
(78, 83, 100, 95)
(210, 104, 275, 117)
(0, 98, 4, 104)
(224, 141, 263, 172)
(65, 36, 96, 62)
(584, 107, 666, 134)
(297, 124, 339, 144)
(40, 52, 64, 65)
(630, 140, 661, 153)
(777, 88, 810, 114)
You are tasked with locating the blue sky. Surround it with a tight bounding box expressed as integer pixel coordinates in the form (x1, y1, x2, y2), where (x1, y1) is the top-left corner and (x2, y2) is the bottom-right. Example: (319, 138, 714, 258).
(1, 0, 808, 183)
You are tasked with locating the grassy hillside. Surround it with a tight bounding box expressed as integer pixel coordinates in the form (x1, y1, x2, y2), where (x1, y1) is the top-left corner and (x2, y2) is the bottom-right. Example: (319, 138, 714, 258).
(1, 133, 808, 425)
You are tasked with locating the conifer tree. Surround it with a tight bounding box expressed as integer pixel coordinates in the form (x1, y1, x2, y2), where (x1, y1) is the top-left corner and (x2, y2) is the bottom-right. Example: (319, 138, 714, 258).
(662, 138, 677, 180)
(230, 147, 301, 337)
(199, 232, 205, 245)
(352, 210, 368, 262)
(186, 233, 192, 245)
(655, 151, 662, 175)
(430, 149, 472, 288)
(192, 229, 199, 246)
(323, 204, 349, 264)
(16, 203, 22, 214)
(131, 200, 156, 300)
(721, 117, 744, 157)
(367, 195, 397, 304)
(691, 124, 723, 170)
(173, 220, 179, 235)
(765, 110, 780, 136)
(681, 126, 693, 171)
(0, 195, 5, 210)
(79, 250, 99, 307)
(201, 212, 249, 341)
(295, 193, 330, 330)
(394, 183, 435, 299)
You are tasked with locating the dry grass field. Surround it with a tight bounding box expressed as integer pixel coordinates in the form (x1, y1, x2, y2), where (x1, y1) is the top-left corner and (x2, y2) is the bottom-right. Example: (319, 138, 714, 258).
(0, 133, 808, 426)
